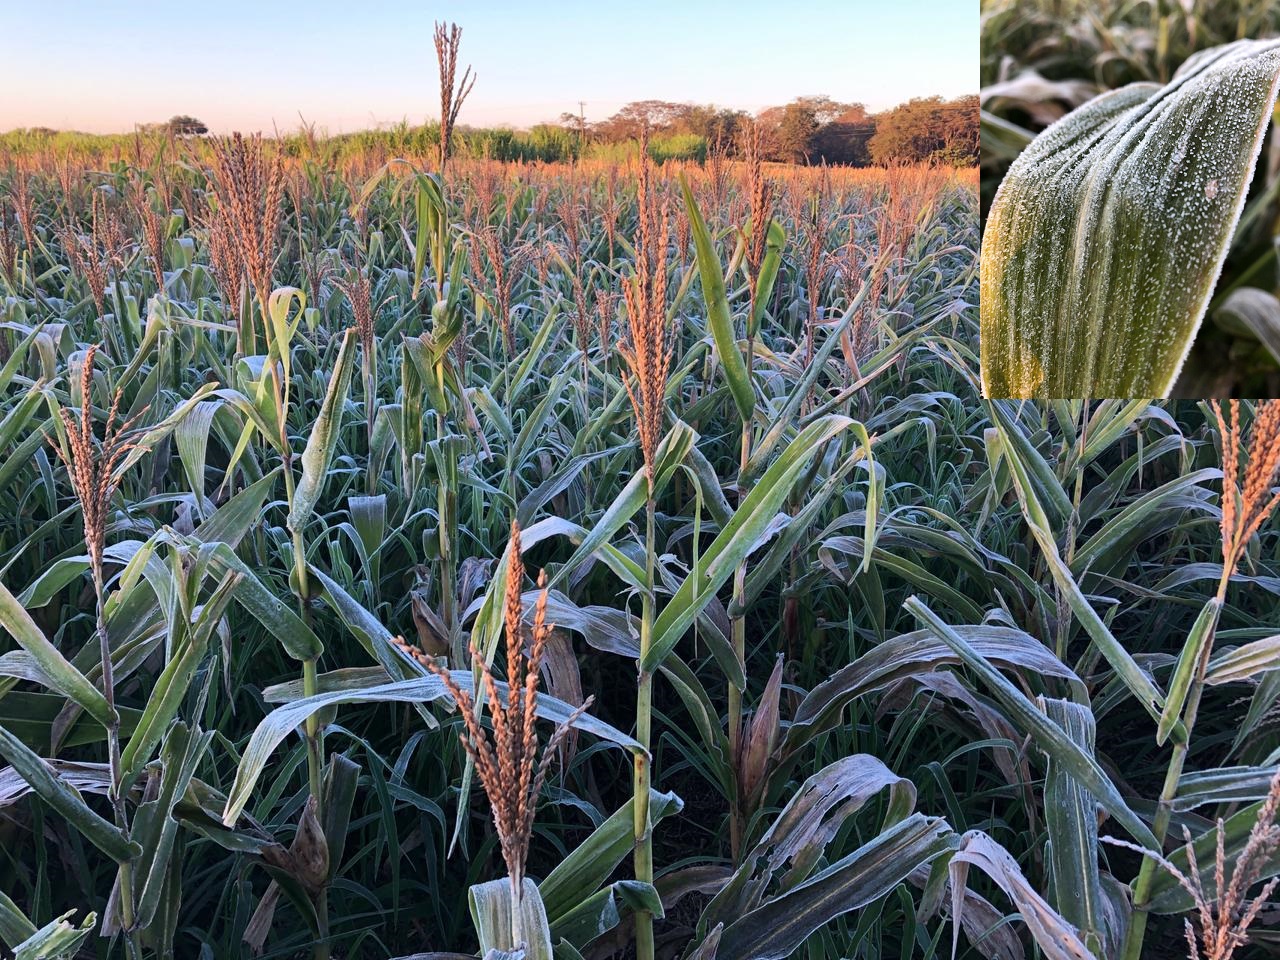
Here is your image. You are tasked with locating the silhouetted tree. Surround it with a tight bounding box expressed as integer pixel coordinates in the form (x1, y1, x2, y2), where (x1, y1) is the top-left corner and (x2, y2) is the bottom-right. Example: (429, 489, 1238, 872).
(811, 104, 874, 165)
(775, 102, 819, 163)
(166, 115, 207, 136)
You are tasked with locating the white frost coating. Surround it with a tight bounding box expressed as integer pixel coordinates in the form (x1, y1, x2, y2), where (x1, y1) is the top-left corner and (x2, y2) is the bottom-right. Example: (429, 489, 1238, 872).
(980, 38, 1280, 399)
(950, 830, 1099, 960)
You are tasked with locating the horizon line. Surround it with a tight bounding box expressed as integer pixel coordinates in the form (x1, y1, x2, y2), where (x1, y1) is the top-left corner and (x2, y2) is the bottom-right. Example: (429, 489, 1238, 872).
(0, 91, 978, 140)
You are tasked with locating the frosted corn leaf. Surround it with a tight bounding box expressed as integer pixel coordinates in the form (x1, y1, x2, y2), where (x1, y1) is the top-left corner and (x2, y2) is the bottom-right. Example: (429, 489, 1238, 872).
(981, 39, 1280, 398)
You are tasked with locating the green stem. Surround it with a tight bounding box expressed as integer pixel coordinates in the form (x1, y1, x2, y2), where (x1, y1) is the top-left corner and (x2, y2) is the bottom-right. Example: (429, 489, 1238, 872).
(1122, 577, 1228, 960)
(301, 658, 323, 799)
(364, 351, 377, 496)
(634, 494, 656, 960)
(94, 568, 138, 948)
(728, 342, 754, 863)
(436, 408, 456, 640)
(301, 654, 328, 960)
(268, 297, 329, 958)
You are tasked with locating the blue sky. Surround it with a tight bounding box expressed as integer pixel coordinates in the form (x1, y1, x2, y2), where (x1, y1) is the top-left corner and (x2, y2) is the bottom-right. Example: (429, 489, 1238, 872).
(3, 1, 976, 134)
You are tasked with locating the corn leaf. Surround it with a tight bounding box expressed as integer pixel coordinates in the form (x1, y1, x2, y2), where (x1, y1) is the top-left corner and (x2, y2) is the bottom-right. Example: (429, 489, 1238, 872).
(950, 830, 1098, 960)
(0, 579, 114, 729)
(540, 790, 683, 926)
(0, 724, 138, 861)
(990, 404, 1178, 737)
(221, 675, 642, 826)
(904, 597, 1157, 850)
(1042, 698, 1107, 956)
(288, 327, 356, 535)
(469, 879, 553, 960)
(1157, 598, 1222, 745)
(0, 889, 37, 949)
(12, 910, 96, 960)
(643, 415, 854, 673)
(981, 39, 1280, 397)
(680, 175, 754, 423)
(713, 814, 955, 960)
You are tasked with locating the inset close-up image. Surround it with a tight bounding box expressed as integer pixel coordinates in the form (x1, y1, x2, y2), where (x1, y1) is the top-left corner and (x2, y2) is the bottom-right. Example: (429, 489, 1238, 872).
(981, 1, 1280, 398)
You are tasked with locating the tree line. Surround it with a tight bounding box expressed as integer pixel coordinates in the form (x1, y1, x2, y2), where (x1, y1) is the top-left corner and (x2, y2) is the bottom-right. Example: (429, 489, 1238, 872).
(4, 95, 977, 168)
(574, 94, 978, 166)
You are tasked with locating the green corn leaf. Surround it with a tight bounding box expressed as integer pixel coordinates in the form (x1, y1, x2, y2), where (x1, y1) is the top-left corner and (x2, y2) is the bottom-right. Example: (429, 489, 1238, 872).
(221, 675, 642, 826)
(469, 879, 553, 960)
(987, 400, 1072, 527)
(1042, 698, 1106, 956)
(990, 406, 1179, 738)
(550, 881, 662, 949)
(209, 543, 323, 661)
(0, 322, 46, 397)
(12, 910, 96, 960)
(540, 790, 683, 927)
(713, 814, 954, 960)
(643, 415, 854, 673)
(130, 723, 212, 931)
(747, 219, 785, 339)
(0, 724, 138, 862)
(0, 384, 47, 455)
(1174, 765, 1280, 812)
(407, 170, 446, 298)
(981, 39, 1280, 397)
(173, 400, 221, 515)
(196, 467, 281, 548)
(1207, 634, 1280, 685)
(1157, 598, 1222, 745)
(904, 596, 1157, 850)
(265, 287, 305, 381)
(1146, 799, 1280, 913)
(320, 753, 361, 881)
(680, 175, 754, 423)
(0, 889, 38, 949)
(288, 327, 356, 535)
(117, 571, 234, 790)
(544, 421, 695, 594)
(0, 579, 114, 729)
(950, 830, 1099, 960)
(702, 753, 919, 934)
(309, 565, 428, 697)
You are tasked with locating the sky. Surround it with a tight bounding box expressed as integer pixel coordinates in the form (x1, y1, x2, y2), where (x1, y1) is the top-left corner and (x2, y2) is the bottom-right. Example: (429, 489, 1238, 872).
(1, 1, 976, 135)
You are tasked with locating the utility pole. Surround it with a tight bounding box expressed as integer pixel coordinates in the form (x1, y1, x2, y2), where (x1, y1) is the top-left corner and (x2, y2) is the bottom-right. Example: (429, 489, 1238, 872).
(577, 101, 587, 157)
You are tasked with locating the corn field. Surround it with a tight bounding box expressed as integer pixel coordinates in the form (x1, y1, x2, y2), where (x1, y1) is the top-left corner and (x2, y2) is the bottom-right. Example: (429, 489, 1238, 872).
(3, 122, 1279, 960)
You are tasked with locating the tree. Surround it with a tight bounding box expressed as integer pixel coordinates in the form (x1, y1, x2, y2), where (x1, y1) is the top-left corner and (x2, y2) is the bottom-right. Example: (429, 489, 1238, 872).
(791, 95, 856, 125)
(775, 102, 819, 163)
(810, 103, 874, 165)
(867, 96, 978, 166)
(166, 115, 207, 136)
(598, 101, 689, 140)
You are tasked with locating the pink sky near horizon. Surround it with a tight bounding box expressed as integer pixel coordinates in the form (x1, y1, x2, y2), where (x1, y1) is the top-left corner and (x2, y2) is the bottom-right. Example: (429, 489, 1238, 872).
(2, 1, 976, 136)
